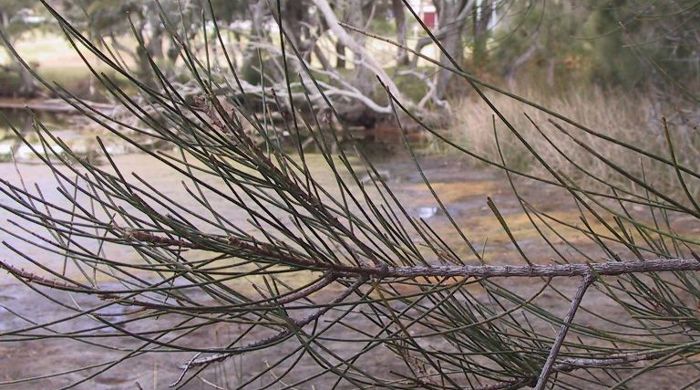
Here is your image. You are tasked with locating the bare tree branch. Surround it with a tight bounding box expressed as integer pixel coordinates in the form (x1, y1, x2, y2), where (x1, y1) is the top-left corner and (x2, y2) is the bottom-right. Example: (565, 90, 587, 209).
(535, 272, 594, 389)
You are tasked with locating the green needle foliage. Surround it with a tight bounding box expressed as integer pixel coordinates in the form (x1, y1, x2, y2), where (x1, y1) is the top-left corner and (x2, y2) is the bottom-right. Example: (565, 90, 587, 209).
(0, 1, 698, 389)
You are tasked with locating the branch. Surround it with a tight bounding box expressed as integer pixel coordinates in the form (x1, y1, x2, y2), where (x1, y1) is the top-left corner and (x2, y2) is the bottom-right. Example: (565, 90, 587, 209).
(553, 350, 669, 372)
(535, 272, 594, 389)
(476, 378, 533, 390)
(355, 258, 700, 279)
(69, 230, 700, 279)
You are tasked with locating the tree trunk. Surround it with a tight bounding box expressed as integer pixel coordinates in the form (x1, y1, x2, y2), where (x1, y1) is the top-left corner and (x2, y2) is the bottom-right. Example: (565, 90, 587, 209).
(546, 58, 556, 87)
(505, 44, 538, 89)
(433, 0, 473, 101)
(147, 26, 164, 60)
(17, 65, 36, 97)
(240, 0, 269, 85)
(472, 0, 492, 68)
(346, 0, 373, 95)
(313, 44, 333, 71)
(280, 0, 312, 60)
(335, 41, 346, 68)
(313, 0, 405, 104)
(391, 0, 409, 65)
(0, 12, 36, 97)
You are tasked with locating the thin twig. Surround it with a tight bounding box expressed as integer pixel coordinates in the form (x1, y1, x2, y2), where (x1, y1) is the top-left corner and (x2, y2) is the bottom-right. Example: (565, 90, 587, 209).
(475, 378, 533, 390)
(553, 350, 669, 372)
(535, 272, 594, 389)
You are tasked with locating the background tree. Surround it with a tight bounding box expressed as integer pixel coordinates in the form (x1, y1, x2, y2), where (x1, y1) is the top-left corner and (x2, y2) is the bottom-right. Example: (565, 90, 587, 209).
(491, 0, 700, 100)
(0, 0, 43, 96)
(61, 0, 207, 84)
(0, 1, 699, 388)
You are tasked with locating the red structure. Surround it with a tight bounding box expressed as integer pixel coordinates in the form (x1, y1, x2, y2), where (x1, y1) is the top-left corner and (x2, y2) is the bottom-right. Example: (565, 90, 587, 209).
(422, 9, 437, 29)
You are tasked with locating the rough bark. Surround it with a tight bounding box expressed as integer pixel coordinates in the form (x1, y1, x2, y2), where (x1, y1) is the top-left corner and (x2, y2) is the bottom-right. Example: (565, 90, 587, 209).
(37, 231, 698, 280)
(433, 0, 474, 101)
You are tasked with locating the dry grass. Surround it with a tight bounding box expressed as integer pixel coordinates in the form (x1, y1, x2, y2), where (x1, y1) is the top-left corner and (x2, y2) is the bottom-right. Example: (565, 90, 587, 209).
(450, 86, 700, 202)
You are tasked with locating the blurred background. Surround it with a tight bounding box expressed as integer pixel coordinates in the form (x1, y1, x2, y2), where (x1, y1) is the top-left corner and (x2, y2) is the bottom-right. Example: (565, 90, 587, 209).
(1, 0, 697, 190)
(1, 1, 698, 127)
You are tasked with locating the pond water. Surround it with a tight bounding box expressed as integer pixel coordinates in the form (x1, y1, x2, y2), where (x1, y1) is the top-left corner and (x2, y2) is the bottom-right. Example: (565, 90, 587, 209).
(1, 109, 697, 390)
(1, 152, 338, 279)
(0, 107, 74, 160)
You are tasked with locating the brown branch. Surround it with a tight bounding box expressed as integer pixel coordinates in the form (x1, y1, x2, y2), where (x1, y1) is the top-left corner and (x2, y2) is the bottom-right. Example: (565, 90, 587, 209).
(272, 272, 337, 305)
(6, 237, 698, 388)
(122, 228, 195, 248)
(377, 258, 700, 279)
(535, 272, 594, 389)
(0, 260, 93, 292)
(110, 230, 700, 279)
(0, 258, 337, 313)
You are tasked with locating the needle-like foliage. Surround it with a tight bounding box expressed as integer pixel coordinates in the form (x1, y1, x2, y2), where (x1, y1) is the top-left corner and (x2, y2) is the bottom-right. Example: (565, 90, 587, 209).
(0, 1, 698, 389)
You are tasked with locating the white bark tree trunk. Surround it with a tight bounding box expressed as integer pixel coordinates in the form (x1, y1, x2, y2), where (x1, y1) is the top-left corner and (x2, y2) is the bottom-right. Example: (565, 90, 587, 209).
(312, 0, 406, 104)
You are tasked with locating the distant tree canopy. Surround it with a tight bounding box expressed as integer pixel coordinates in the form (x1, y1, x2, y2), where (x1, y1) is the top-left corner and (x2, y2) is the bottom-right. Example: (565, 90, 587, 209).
(490, 0, 700, 99)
